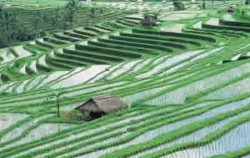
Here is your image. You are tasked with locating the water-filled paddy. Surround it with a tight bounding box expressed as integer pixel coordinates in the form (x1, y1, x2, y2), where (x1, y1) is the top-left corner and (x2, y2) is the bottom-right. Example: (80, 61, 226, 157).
(163, 121, 250, 158)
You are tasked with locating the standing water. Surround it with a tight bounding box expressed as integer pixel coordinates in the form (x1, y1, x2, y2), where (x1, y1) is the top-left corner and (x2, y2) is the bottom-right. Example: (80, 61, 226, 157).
(163, 121, 250, 158)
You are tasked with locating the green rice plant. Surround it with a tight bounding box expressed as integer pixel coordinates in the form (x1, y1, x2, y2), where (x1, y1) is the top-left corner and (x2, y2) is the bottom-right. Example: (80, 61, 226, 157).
(102, 100, 250, 158)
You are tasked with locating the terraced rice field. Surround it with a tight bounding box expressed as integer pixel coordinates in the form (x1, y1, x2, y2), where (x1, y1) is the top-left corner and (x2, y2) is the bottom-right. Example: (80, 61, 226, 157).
(1, 0, 250, 157)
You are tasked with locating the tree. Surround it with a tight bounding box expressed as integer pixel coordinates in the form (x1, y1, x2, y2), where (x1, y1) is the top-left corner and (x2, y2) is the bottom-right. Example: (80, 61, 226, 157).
(0, 11, 24, 46)
(246, 0, 250, 5)
(34, 10, 47, 38)
(202, 0, 206, 9)
(50, 8, 63, 30)
(173, 0, 185, 10)
(64, 0, 81, 27)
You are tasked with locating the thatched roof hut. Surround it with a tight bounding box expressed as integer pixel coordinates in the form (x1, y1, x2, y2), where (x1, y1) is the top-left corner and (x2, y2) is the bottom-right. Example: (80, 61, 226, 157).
(140, 15, 158, 27)
(75, 95, 128, 119)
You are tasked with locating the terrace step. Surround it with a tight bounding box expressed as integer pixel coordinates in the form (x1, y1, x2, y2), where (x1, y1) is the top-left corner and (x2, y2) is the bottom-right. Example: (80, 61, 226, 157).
(184, 27, 237, 44)
(99, 23, 117, 30)
(133, 29, 216, 43)
(36, 62, 52, 73)
(84, 26, 109, 34)
(63, 48, 124, 63)
(219, 19, 250, 28)
(25, 63, 37, 75)
(73, 29, 98, 37)
(44, 53, 75, 70)
(24, 43, 50, 54)
(109, 35, 187, 50)
(120, 32, 202, 47)
(47, 57, 81, 70)
(202, 23, 250, 33)
(64, 31, 90, 39)
(116, 18, 138, 27)
(35, 40, 57, 49)
(122, 17, 141, 24)
(54, 51, 109, 65)
(0, 73, 10, 83)
(75, 44, 142, 59)
(99, 37, 173, 53)
(93, 25, 114, 32)
(54, 33, 81, 42)
(10, 46, 32, 59)
(88, 40, 159, 56)
(43, 37, 69, 45)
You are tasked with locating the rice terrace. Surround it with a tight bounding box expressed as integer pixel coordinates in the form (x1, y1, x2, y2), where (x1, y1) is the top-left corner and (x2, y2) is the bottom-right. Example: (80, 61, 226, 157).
(1, 0, 250, 157)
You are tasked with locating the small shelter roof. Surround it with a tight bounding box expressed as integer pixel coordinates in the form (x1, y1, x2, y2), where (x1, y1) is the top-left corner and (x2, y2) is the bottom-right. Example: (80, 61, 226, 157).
(75, 95, 128, 113)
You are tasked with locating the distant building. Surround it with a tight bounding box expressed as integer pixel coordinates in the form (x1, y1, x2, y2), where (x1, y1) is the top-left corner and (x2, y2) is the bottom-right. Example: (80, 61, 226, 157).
(75, 95, 128, 119)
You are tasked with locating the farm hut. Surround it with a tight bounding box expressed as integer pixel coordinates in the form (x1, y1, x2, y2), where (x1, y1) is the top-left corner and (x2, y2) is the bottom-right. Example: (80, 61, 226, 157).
(226, 6, 234, 13)
(140, 15, 158, 27)
(75, 95, 128, 119)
